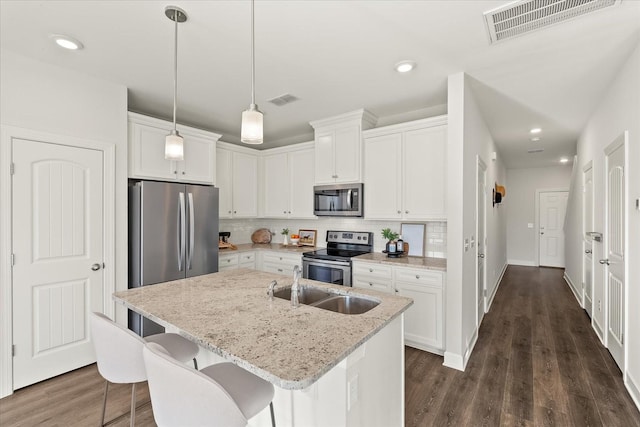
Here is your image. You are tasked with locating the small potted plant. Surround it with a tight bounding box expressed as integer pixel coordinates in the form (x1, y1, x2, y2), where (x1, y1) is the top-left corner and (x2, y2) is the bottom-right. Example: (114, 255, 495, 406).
(381, 228, 399, 253)
(281, 228, 289, 246)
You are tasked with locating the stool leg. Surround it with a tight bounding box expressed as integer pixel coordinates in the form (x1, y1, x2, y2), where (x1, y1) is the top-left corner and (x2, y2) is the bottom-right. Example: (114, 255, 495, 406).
(193, 357, 198, 370)
(130, 383, 137, 427)
(269, 401, 276, 427)
(100, 380, 109, 426)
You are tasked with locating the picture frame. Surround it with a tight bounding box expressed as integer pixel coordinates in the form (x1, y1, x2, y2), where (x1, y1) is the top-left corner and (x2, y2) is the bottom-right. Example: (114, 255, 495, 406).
(298, 229, 317, 246)
(400, 223, 426, 257)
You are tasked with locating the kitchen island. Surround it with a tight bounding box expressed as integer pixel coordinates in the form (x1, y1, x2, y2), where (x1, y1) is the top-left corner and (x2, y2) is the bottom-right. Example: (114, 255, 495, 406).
(113, 268, 412, 426)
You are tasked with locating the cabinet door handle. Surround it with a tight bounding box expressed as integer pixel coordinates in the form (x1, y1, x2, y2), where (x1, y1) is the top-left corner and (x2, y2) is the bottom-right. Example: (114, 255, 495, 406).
(397, 210, 401, 214)
(369, 268, 373, 272)
(228, 210, 232, 214)
(277, 268, 283, 272)
(415, 275, 420, 279)
(174, 170, 178, 174)
(182, 171, 185, 175)
(233, 210, 237, 214)
(395, 289, 399, 293)
(369, 283, 373, 287)
(405, 210, 409, 214)
(284, 210, 287, 214)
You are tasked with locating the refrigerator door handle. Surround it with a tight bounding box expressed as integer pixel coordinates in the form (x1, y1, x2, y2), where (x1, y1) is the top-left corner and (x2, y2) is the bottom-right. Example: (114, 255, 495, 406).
(187, 192, 195, 270)
(178, 192, 186, 271)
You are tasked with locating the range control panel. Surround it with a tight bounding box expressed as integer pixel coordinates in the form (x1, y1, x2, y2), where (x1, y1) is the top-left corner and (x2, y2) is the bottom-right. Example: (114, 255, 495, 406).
(326, 230, 372, 245)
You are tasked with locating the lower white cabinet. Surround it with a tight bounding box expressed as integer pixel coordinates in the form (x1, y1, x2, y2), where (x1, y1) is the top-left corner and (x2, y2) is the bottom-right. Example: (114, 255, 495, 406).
(261, 251, 302, 277)
(219, 251, 256, 271)
(353, 261, 445, 354)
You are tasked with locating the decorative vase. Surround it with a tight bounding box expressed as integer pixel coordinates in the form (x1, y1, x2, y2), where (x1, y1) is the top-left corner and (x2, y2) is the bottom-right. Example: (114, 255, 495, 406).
(283, 235, 289, 246)
(386, 240, 397, 254)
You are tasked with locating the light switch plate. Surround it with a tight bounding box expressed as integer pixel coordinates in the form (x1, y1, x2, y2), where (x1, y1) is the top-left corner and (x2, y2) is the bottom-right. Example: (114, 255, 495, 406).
(527, 223, 534, 229)
(464, 238, 470, 252)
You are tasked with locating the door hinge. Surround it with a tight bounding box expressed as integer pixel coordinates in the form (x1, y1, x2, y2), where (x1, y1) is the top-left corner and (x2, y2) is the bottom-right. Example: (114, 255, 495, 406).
(10, 163, 15, 175)
(12, 345, 15, 357)
(11, 253, 15, 266)
(621, 333, 624, 345)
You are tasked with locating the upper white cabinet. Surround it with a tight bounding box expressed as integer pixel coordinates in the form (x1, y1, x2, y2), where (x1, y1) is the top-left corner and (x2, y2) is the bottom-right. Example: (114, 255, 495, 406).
(309, 109, 377, 185)
(128, 112, 221, 184)
(217, 142, 258, 218)
(363, 116, 447, 220)
(262, 143, 315, 219)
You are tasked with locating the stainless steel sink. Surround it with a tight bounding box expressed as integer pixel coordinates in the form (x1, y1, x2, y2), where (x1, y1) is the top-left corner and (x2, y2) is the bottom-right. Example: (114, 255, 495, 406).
(311, 295, 379, 315)
(273, 286, 332, 305)
(272, 286, 380, 315)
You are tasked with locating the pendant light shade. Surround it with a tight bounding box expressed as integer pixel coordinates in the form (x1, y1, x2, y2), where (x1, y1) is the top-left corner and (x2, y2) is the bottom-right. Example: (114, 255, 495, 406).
(165, 6, 187, 160)
(165, 130, 184, 160)
(241, 104, 263, 144)
(241, 0, 263, 144)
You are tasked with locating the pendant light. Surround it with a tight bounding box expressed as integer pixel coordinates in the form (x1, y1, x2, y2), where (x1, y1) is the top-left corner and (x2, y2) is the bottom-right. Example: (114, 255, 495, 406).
(165, 6, 187, 160)
(241, 0, 263, 144)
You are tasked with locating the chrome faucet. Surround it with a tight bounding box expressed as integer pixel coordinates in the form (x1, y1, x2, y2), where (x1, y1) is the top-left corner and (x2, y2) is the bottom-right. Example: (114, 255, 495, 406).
(291, 265, 302, 307)
(267, 280, 278, 300)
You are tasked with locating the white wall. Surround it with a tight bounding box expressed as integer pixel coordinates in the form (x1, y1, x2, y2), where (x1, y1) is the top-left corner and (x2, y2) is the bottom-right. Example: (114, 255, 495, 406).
(564, 41, 640, 408)
(506, 166, 572, 266)
(0, 49, 128, 396)
(445, 73, 508, 370)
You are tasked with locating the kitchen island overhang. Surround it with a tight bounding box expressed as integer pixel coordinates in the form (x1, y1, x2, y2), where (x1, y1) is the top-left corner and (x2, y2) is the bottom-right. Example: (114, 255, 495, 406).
(113, 268, 412, 390)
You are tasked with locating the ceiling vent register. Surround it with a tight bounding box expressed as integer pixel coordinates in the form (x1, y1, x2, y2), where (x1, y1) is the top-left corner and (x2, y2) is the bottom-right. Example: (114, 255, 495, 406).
(268, 93, 299, 107)
(484, 0, 621, 44)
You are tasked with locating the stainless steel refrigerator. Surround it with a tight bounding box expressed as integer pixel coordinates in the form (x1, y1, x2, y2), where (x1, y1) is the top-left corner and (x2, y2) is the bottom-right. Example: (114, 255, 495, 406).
(128, 180, 219, 336)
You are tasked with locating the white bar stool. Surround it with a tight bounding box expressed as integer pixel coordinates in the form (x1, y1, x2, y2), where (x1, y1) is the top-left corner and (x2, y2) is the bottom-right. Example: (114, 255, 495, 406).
(90, 312, 199, 427)
(143, 342, 276, 427)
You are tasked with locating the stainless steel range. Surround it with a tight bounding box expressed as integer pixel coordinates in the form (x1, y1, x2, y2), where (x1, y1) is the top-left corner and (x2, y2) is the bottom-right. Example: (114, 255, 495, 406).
(302, 230, 373, 286)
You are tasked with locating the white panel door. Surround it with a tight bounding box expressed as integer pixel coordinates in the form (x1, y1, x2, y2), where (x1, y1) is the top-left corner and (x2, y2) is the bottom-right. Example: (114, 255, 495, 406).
(263, 152, 289, 217)
(539, 191, 568, 267)
(604, 138, 625, 371)
(476, 159, 487, 326)
(583, 166, 594, 318)
(12, 139, 104, 389)
(289, 148, 315, 218)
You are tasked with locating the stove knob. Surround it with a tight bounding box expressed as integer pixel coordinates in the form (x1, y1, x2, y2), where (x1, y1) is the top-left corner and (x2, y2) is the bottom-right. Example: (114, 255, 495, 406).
(357, 236, 361, 240)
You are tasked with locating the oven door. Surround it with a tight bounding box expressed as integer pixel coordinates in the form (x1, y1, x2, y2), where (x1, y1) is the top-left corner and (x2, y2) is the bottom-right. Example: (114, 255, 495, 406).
(302, 258, 351, 286)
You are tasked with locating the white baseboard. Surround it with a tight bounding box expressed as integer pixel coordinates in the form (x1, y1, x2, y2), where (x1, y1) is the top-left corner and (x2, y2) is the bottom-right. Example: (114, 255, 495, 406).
(625, 371, 640, 413)
(592, 317, 604, 343)
(507, 259, 537, 267)
(563, 272, 583, 307)
(463, 329, 478, 367)
(487, 262, 508, 311)
(443, 351, 464, 371)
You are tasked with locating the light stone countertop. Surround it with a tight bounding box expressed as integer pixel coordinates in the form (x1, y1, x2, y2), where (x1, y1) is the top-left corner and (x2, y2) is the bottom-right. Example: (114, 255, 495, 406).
(219, 242, 318, 255)
(113, 268, 412, 390)
(353, 253, 447, 271)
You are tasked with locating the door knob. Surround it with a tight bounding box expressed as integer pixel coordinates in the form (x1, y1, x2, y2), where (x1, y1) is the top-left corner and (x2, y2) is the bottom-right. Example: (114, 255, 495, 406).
(91, 263, 101, 271)
(599, 259, 610, 265)
(478, 254, 485, 258)
(540, 232, 544, 235)
(585, 249, 592, 254)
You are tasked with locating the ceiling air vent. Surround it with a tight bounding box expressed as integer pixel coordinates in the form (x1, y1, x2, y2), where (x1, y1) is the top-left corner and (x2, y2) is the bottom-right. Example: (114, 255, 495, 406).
(268, 93, 299, 107)
(528, 148, 544, 153)
(484, 0, 621, 44)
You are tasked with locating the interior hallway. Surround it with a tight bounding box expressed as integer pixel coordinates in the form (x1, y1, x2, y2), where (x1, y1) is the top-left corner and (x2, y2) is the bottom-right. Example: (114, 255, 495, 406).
(1, 266, 639, 426)
(406, 265, 640, 426)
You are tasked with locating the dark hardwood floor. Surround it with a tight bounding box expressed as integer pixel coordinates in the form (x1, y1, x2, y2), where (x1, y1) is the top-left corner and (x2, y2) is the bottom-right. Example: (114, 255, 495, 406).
(406, 266, 640, 426)
(1, 266, 638, 426)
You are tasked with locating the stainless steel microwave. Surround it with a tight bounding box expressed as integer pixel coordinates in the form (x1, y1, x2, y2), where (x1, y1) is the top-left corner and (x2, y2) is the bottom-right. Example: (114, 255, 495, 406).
(313, 183, 363, 217)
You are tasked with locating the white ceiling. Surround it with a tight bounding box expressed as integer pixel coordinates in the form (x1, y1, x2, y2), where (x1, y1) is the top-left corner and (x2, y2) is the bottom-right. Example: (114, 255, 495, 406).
(1, 0, 639, 168)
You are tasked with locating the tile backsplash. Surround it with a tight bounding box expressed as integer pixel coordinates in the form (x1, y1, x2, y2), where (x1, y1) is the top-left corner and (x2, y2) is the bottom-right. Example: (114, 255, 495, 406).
(219, 218, 447, 258)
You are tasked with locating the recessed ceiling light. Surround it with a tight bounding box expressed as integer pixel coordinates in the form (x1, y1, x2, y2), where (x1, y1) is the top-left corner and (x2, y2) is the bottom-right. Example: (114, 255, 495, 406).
(395, 61, 416, 73)
(531, 137, 540, 142)
(50, 34, 83, 50)
(560, 157, 569, 163)
(530, 128, 542, 134)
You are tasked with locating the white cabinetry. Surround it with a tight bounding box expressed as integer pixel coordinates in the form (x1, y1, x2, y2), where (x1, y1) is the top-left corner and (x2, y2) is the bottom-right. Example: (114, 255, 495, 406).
(352, 260, 445, 354)
(128, 112, 220, 184)
(216, 142, 258, 218)
(219, 251, 256, 271)
(363, 116, 447, 220)
(261, 251, 302, 277)
(262, 143, 315, 218)
(309, 109, 377, 185)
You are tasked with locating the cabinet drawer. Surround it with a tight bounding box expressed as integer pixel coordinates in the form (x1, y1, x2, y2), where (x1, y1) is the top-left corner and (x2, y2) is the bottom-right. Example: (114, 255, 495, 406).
(263, 252, 300, 267)
(263, 262, 295, 276)
(394, 267, 443, 287)
(219, 253, 239, 267)
(353, 277, 392, 293)
(238, 252, 256, 263)
(353, 262, 392, 279)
